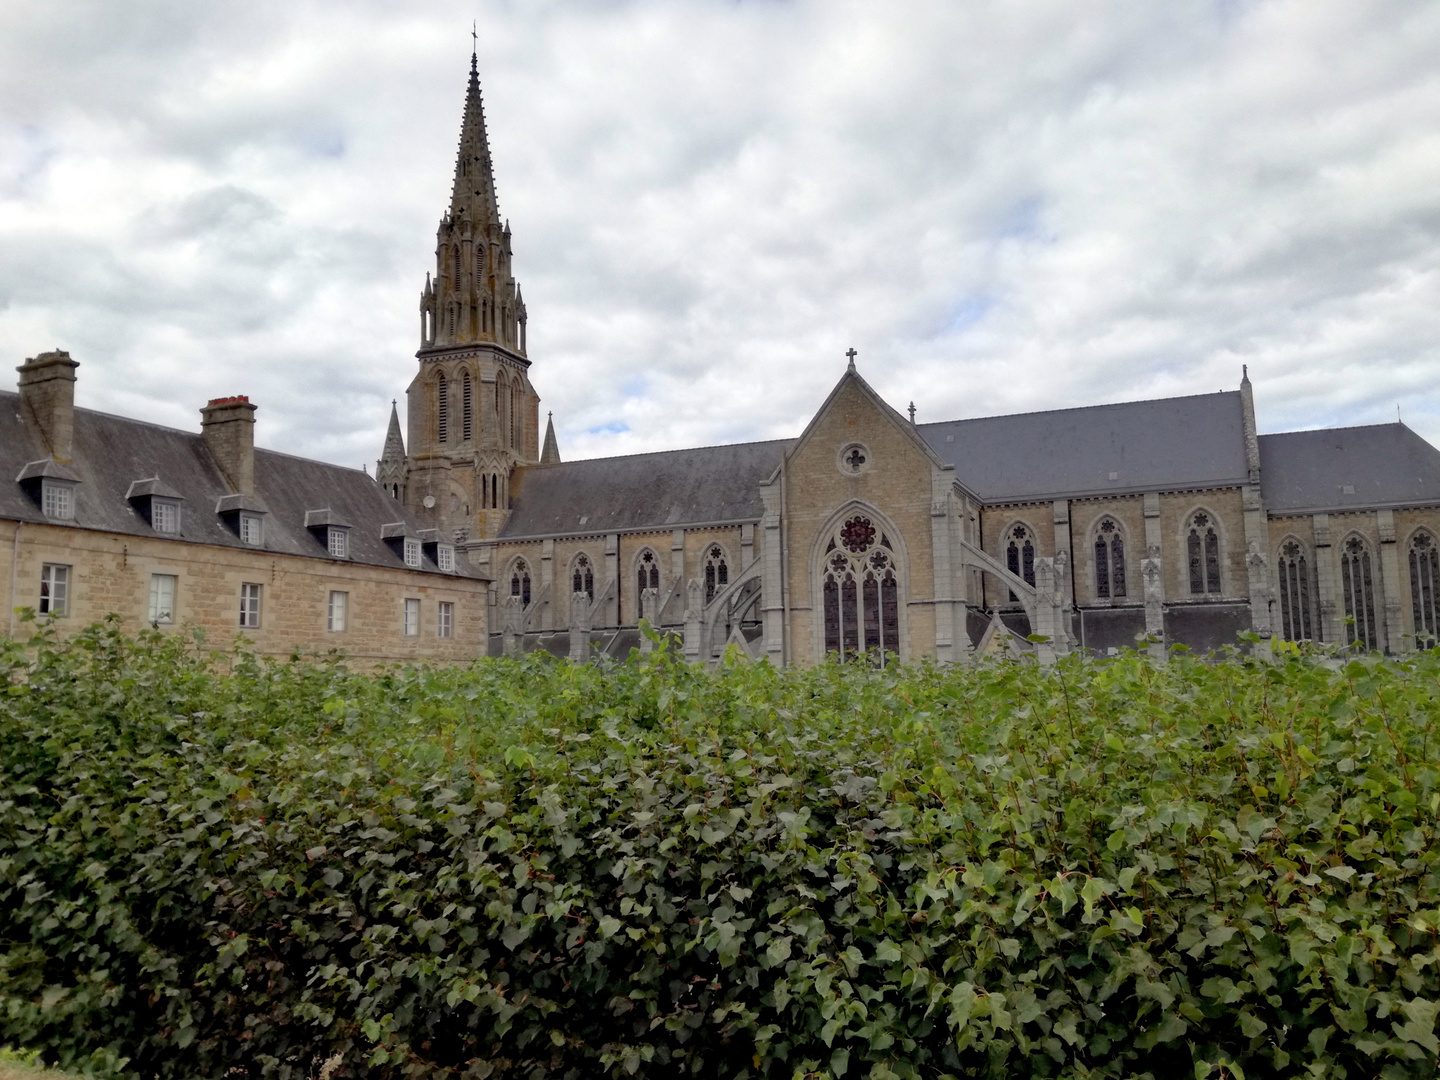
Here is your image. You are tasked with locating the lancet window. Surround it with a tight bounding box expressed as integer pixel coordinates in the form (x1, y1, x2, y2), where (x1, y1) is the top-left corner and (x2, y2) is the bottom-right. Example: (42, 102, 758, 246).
(462, 372, 473, 441)
(1410, 532, 1439, 647)
(1186, 512, 1222, 595)
(1340, 535, 1378, 651)
(436, 375, 448, 443)
(821, 515, 900, 664)
(637, 549, 660, 595)
(1004, 524, 1035, 603)
(509, 559, 532, 607)
(1094, 518, 1126, 599)
(572, 554, 594, 602)
(704, 546, 729, 604)
(1276, 540, 1313, 642)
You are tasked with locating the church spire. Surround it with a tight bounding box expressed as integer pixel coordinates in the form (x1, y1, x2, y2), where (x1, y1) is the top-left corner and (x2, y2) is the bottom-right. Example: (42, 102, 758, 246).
(450, 40, 500, 227)
(540, 412, 561, 465)
(375, 399, 407, 499)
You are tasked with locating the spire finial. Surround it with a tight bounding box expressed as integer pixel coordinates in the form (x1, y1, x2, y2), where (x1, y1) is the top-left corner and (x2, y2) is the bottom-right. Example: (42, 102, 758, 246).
(471, 21, 478, 72)
(908, 401, 916, 424)
(845, 347, 857, 372)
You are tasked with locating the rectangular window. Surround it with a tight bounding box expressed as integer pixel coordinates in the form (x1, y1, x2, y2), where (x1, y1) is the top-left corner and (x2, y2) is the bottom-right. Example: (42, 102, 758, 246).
(42, 482, 73, 520)
(239, 583, 261, 629)
(327, 590, 347, 632)
(438, 601, 454, 638)
(328, 527, 349, 559)
(403, 597, 420, 636)
(148, 574, 177, 624)
(151, 499, 179, 533)
(39, 563, 69, 616)
(239, 513, 263, 546)
(438, 544, 455, 572)
(404, 538, 421, 568)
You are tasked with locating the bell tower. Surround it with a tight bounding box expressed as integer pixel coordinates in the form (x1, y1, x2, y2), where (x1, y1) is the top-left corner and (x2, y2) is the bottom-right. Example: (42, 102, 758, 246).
(399, 43, 540, 542)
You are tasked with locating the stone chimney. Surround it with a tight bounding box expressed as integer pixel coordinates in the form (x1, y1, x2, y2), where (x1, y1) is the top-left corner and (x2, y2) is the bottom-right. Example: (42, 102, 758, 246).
(201, 396, 257, 494)
(16, 350, 79, 462)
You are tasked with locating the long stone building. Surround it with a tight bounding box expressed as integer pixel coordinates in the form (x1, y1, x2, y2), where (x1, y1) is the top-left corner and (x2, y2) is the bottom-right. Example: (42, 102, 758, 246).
(381, 51, 1440, 664)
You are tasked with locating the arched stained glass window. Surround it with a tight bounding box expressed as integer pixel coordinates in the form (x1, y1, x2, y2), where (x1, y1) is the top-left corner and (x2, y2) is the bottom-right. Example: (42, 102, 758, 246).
(510, 559, 532, 607)
(821, 516, 899, 665)
(572, 554, 594, 602)
(436, 374, 448, 443)
(1187, 512, 1221, 595)
(1004, 524, 1035, 603)
(1276, 540, 1313, 642)
(704, 546, 729, 604)
(637, 549, 660, 596)
(462, 372, 473, 441)
(1341, 535, 1378, 651)
(1410, 532, 1439, 647)
(1094, 518, 1126, 599)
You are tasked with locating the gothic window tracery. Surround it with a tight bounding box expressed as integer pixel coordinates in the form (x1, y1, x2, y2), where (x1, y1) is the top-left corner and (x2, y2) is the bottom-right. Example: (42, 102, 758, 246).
(572, 554, 594, 602)
(1340, 535, 1378, 650)
(1004, 523, 1035, 602)
(509, 559, 532, 607)
(436, 374, 448, 443)
(1093, 518, 1126, 599)
(704, 546, 729, 604)
(462, 372, 473, 441)
(821, 517, 899, 664)
(637, 549, 660, 596)
(1410, 531, 1439, 647)
(1186, 512, 1222, 595)
(1276, 539, 1313, 642)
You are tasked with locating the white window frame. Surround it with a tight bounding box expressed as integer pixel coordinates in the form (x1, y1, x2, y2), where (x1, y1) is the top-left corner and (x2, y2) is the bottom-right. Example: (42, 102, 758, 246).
(438, 601, 454, 639)
(239, 512, 263, 546)
(151, 498, 180, 534)
(41, 481, 74, 520)
(327, 590, 347, 632)
(403, 538, 421, 568)
(327, 527, 350, 559)
(403, 597, 420, 636)
(39, 563, 69, 617)
(438, 544, 455, 572)
(149, 573, 177, 624)
(239, 582, 262, 629)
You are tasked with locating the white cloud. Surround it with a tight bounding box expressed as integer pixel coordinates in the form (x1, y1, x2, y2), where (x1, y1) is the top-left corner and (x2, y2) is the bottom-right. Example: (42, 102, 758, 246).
(1, 0, 1437, 467)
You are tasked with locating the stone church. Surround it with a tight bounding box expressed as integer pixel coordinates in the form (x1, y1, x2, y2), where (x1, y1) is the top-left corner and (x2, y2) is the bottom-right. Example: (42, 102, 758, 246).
(379, 53, 1440, 665)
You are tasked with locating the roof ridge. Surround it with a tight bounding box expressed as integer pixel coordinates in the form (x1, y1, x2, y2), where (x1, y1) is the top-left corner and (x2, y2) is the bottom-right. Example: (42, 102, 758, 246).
(1259, 421, 1407, 439)
(524, 436, 793, 469)
(918, 389, 1239, 428)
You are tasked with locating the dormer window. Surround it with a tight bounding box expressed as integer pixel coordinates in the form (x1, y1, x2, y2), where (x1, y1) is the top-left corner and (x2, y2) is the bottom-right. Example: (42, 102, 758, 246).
(438, 544, 455, 572)
(404, 538, 421, 567)
(305, 509, 353, 558)
(327, 527, 350, 559)
(42, 480, 74, 520)
(151, 498, 181, 534)
(239, 512, 263, 546)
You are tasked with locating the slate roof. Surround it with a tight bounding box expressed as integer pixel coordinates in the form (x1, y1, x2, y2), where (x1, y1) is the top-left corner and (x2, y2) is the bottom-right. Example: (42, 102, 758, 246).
(500, 439, 790, 539)
(0, 391, 478, 577)
(1258, 423, 1440, 514)
(918, 391, 1250, 502)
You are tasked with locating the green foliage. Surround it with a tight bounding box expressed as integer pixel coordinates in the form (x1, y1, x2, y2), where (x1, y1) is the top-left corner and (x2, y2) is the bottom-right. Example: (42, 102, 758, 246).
(3, 620, 1440, 1079)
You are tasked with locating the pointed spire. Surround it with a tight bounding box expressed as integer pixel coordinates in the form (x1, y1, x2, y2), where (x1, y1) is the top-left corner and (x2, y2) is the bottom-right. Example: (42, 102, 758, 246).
(540, 411, 561, 465)
(381, 400, 406, 462)
(449, 44, 499, 226)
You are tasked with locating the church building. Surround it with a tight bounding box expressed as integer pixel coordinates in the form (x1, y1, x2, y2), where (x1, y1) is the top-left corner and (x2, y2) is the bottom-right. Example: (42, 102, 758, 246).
(380, 51, 1440, 665)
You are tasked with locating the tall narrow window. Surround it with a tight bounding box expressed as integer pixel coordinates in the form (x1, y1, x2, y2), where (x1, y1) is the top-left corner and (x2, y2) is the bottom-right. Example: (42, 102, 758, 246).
(637, 550, 660, 596)
(572, 554, 594, 601)
(403, 598, 420, 637)
(511, 384, 522, 449)
(1005, 524, 1035, 602)
(1187, 513, 1222, 595)
(1340, 535, 1378, 650)
(328, 591, 347, 632)
(1276, 540, 1313, 642)
(1094, 519, 1125, 599)
(404, 538, 421, 568)
(821, 519, 900, 665)
(704, 546, 729, 604)
(510, 559, 532, 606)
(437, 375, 448, 443)
(239, 583, 261, 629)
(1411, 532, 1440, 647)
(39, 563, 70, 617)
(149, 574, 176, 625)
(452, 245, 460, 281)
(438, 601, 454, 639)
(462, 373, 473, 441)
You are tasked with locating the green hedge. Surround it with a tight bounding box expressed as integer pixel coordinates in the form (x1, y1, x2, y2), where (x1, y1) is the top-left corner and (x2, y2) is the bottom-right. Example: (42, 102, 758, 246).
(2, 621, 1440, 1079)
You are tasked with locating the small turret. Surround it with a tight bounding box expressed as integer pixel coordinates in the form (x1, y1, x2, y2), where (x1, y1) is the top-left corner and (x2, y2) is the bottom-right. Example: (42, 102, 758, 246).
(540, 412, 560, 465)
(375, 401, 407, 501)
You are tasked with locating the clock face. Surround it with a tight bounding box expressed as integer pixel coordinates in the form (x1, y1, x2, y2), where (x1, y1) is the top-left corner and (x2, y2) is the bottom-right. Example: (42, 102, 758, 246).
(423, 495, 437, 509)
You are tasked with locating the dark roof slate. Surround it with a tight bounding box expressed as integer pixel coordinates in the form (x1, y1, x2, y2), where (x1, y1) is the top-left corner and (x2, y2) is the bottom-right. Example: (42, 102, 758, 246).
(1258, 423, 1440, 514)
(0, 391, 478, 577)
(500, 439, 790, 538)
(918, 391, 1250, 502)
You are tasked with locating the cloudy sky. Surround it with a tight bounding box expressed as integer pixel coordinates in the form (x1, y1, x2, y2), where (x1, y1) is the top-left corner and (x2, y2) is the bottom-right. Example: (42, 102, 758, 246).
(2, 1, 1438, 467)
